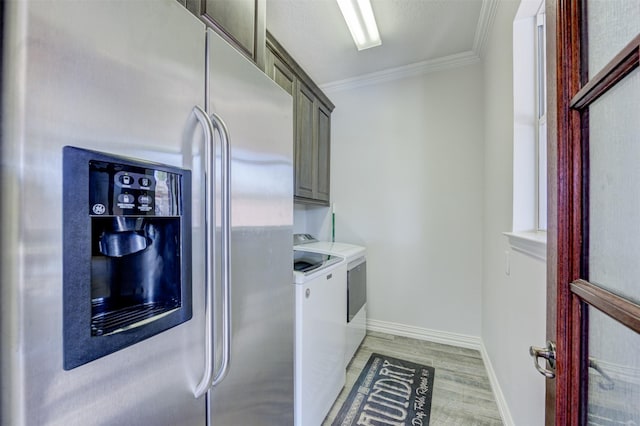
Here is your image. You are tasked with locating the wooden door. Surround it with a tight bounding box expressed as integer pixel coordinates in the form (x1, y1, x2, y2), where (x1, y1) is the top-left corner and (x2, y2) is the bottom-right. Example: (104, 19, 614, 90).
(545, 0, 640, 424)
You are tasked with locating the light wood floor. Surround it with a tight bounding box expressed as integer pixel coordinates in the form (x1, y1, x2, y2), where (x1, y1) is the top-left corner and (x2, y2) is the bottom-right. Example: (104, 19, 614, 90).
(322, 331, 504, 426)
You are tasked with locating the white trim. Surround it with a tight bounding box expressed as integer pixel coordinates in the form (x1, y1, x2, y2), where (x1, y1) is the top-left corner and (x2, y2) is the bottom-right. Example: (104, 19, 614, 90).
(504, 231, 547, 261)
(367, 319, 482, 351)
(321, 0, 498, 93)
(366, 319, 513, 425)
(479, 342, 516, 426)
(473, 0, 499, 57)
(321, 51, 480, 93)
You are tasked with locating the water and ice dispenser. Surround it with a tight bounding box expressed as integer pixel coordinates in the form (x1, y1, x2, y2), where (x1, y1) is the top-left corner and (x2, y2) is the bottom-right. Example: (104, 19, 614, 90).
(63, 146, 192, 370)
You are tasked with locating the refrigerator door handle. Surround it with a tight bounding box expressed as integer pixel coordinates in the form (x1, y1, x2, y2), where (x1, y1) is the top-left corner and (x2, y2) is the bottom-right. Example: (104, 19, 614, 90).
(192, 105, 216, 398)
(208, 111, 232, 388)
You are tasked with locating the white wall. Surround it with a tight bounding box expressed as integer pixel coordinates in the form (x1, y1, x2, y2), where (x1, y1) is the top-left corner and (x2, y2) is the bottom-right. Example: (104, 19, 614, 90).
(326, 64, 484, 337)
(481, 2, 547, 425)
(293, 203, 332, 239)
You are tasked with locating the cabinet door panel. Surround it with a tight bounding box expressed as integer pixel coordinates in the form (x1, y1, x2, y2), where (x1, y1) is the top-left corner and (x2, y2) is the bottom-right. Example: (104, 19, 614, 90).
(274, 62, 295, 95)
(296, 83, 315, 199)
(204, 0, 255, 56)
(316, 103, 331, 202)
(266, 50, 295, 96)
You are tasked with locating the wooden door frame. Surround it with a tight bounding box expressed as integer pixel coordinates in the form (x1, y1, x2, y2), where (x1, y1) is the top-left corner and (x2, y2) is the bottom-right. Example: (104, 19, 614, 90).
(549, 0, 584, 422)
(545, 1, 558, 423)
(548, 0, 583, 423)
(550, 0, 640, 424)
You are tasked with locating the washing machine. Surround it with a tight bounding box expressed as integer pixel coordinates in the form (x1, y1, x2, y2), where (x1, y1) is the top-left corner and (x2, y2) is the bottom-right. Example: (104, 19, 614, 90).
(294, 234, 367, 367)
(293, 249, 346, 426)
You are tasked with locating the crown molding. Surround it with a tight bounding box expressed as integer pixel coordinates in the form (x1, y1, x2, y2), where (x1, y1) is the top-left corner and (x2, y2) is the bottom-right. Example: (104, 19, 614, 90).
(321, 0, 498, 93)
(321, 50, 480, 93)
(473, 0, 499, 58)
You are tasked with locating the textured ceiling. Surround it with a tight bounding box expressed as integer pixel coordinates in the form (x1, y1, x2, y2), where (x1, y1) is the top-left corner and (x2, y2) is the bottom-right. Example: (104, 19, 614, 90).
(266, 0, 487, 86)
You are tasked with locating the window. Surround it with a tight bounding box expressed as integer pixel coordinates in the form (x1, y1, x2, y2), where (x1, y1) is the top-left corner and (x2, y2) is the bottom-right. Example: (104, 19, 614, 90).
(536, 8, 547, 231)
(506, 0, 547, 259)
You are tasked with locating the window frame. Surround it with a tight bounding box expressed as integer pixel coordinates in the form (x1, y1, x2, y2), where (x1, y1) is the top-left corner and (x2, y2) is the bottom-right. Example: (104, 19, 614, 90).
(536, 8, 548, 232)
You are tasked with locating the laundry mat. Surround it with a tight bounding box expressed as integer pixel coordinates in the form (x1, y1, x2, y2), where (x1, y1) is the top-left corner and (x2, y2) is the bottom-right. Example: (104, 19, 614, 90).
(331, 353, 435, 426)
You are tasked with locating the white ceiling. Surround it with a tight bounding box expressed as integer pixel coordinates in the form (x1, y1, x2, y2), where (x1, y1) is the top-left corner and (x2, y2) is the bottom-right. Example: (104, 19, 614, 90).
(266, 0, 493, 87)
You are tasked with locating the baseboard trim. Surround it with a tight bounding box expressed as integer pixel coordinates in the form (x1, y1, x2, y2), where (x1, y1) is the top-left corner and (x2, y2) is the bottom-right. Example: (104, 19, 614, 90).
(367, 318, 482, 350)
(479, 342, 515, 426)
(366, 319, 514, 426)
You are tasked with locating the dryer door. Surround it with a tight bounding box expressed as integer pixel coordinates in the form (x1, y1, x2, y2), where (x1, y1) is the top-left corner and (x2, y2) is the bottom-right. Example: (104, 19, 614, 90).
(347, 259, 366, 322)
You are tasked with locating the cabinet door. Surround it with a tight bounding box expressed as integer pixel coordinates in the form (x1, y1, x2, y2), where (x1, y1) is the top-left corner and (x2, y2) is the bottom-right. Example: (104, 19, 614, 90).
(187, 0, 265, 67)
(264, 33, 333, 205)
(315, 102, 331, 202)
(204, 0, 255, 54)
(295, 82, 316, 200)
(265, 49, 295, 96)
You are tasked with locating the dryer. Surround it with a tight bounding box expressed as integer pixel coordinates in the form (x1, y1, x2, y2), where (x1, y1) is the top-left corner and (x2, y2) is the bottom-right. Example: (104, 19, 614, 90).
(294, 235, 367, 367)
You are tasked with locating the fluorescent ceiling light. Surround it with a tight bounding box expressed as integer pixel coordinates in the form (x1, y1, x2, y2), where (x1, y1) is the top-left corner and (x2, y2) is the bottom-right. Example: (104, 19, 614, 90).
(336, 0, 382, 51)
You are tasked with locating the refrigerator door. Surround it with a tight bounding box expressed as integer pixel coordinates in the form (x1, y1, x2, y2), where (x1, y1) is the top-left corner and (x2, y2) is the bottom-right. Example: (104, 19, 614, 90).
(205, 29, 294, 425)
(1, 1, 207, 424)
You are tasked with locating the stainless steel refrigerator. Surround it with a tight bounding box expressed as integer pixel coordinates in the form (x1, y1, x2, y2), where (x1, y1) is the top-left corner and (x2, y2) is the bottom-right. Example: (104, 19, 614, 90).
(1, 1, 294, 425)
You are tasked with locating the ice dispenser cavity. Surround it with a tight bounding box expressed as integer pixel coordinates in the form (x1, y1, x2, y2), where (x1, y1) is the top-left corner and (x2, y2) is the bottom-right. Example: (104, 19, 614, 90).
(63, 146, 192, 370)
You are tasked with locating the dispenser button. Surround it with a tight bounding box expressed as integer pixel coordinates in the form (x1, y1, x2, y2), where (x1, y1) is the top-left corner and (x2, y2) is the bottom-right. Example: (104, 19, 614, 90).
(120, 175, 133, 185)
(139, 177, 152, 187)
(138, 194, 152, 205)
(118, 193, 134, 204)
(137, 193, 153, 212)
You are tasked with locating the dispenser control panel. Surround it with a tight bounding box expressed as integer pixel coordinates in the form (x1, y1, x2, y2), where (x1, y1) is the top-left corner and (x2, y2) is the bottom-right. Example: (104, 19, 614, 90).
(63, 146, 192, 370)
(89, 161, 182, 217)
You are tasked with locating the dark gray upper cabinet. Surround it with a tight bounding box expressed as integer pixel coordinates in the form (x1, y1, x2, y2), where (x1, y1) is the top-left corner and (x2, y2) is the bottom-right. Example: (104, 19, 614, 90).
(265, 32, 334, 205)
(295, 82, 316, 200)
(184, 0, 265, 68)
(315, 102, 331, 203)
(265, 46, 295, 96)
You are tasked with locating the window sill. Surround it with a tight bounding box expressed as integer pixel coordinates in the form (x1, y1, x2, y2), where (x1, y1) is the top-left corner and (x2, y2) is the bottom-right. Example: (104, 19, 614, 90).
(503, 231, 547, 261)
